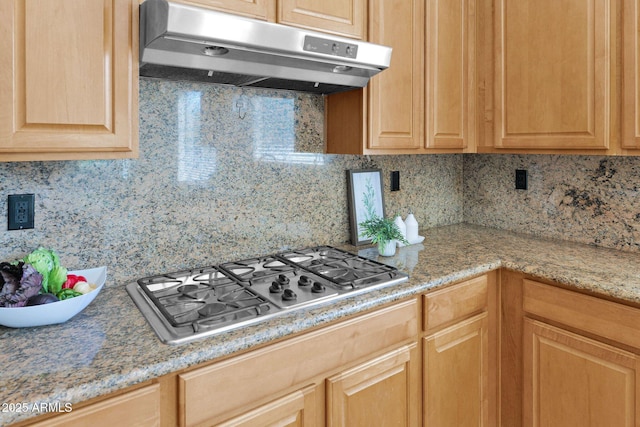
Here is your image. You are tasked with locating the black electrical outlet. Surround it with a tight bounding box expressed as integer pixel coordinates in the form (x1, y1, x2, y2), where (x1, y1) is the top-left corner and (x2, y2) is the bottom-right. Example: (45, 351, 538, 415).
(515, 169, 528, 190)
(8, 194, 35, 230)
(391, 171, 400, 191)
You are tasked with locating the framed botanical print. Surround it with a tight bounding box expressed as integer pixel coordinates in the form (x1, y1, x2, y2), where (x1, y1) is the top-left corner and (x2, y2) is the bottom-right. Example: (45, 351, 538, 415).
(347, 169, 385, 245)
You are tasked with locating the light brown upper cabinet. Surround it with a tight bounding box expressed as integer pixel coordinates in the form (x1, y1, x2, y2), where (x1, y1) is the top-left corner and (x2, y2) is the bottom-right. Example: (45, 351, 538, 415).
(326, 0, 476, 154)
(278, 0, 365, 39)
(424, 0, 476, 151)
(175, 0, 365, 38)
(623, 0, 640, 152)
(0, 0, 139, 162)
(173, 0, 276, 20)
(484, 0, 617, 154)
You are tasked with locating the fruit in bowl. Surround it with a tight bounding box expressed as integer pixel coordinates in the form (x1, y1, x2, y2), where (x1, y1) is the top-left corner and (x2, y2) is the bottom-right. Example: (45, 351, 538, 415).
(0, 247, 106, 327)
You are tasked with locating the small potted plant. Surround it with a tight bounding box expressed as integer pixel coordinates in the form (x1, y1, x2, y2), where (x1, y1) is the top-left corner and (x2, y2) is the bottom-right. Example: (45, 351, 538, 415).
(359, 215, 409, 256)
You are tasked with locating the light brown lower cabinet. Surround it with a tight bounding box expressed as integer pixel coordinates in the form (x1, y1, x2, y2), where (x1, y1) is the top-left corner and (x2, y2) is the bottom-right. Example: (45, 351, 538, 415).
(327, 343, 419, 427)
(178, 299, 418, 426)
(523, 319, 640, 427)
(422, 273, 495, 426)
(25, 384, 161, 427)
(216, 384, 317, 427)
(508, 276, 640, 427)
(424, 313, 489, 426)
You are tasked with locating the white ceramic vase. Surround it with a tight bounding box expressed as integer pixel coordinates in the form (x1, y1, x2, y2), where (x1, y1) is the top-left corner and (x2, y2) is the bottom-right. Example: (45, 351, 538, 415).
(378, 240, 397, 256)
(405, 213, 419, 242)
(393, 215, 407, 247)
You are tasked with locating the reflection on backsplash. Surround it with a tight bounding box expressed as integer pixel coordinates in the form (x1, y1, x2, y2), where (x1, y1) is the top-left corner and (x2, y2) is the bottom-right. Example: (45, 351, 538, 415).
(178, 90, 217, 182)
(250, 94, 325, 165)
(0, 78, 463, 285)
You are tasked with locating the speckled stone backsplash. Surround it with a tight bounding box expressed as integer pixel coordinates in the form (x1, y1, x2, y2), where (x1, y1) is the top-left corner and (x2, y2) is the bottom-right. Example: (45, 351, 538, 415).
(464, 154, 640, 252)
(0, 78, 462, 285)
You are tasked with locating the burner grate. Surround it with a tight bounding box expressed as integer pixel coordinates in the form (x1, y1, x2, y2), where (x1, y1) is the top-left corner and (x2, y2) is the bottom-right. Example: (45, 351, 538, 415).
(137, 266, 270, 327)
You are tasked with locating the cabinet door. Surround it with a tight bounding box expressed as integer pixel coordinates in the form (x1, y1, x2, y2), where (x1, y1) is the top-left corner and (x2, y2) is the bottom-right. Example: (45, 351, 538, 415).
(217, 385, 317, 427)
(0, 0, 138, 161)
(172, 0, 276, 20)
(278, 0, 365, 39)
(524, 319, 640, 427)
(326, 343, 419, 427)
(424, 313, 489, 426)
(623, 0, 640, 150)
(425, 0, 475, 150)
(367, 0, 424, 151)
(27, 384, 160, 427)
(494, 0, 615, 151)
(179, 300, 417, 426)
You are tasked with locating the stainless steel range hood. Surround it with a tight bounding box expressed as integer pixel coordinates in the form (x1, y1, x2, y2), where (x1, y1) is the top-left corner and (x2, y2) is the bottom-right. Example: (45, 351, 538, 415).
(139, 0, 392, 95)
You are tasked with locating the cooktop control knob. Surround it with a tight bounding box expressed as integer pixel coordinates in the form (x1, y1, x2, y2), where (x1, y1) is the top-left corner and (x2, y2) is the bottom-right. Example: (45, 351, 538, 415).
(269, 281, 284, 293)
(282, 288, 297, 301)
(277, 274, 290, 285)
(298, 275, 312, 286)
(311, 282, 325, 293)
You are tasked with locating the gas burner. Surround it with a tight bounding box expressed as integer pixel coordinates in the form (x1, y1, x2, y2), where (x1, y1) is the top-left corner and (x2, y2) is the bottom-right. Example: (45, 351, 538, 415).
(220, 257, 296, 282)
(277, 246, 401, 289)
(136, 266, 271, 328)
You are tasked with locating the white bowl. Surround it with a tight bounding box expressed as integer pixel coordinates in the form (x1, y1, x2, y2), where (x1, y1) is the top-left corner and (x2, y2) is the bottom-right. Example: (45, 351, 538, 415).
(0, 266, 107, 328)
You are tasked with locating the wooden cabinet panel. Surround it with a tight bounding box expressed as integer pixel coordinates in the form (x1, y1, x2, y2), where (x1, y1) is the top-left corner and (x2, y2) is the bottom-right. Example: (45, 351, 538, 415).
(27, 384, 161, 427)
(524, 319, 640, 426)
(217, 385, 317, 427)
(499, 270, 525, 427)
(493, 0, 616, 151)
(178, 300, 417, 426)
(523, 279, 640, 350)
(326, 343, 419, 427)
(424, 313, 489, 426)
(278, 0, 365, 38)
(326, 0, 476, 154)
(0, 0, 138, 161)
(425, 0, 475, 150)
(367, 0, 424, 151)
(623, 0, 640, 150)
(423, 274, 487, 332)
(171, 0, 276, 20)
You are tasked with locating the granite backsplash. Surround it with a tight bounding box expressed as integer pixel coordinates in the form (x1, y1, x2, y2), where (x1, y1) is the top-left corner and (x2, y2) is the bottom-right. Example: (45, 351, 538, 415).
(0, 78, 463, 285)
(3, 79, 640, 287)
(463, 154, 640, 252)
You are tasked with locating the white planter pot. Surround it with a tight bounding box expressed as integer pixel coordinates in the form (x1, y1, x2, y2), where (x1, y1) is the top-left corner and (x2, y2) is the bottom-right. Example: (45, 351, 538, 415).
(378, 240, 397, 256)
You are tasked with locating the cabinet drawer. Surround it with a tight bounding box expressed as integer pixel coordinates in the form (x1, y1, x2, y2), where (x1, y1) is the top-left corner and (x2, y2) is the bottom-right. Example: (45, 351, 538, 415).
(28, 384, 160, 427)
(179, 299, 418, 427)
(523, 279, 640, 349)
(423, 275, 488, 332)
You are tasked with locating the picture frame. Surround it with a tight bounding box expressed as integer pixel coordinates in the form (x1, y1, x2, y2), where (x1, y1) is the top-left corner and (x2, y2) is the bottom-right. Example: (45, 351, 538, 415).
(347, 169, 386, 245)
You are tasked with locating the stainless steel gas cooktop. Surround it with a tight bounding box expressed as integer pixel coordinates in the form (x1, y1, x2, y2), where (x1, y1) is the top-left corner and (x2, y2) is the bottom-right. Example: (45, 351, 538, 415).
(126, 246, 408, 345)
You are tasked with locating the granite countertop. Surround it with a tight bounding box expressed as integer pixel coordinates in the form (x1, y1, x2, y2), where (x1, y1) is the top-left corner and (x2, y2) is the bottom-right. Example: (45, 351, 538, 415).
(3, 223, 640, 425)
